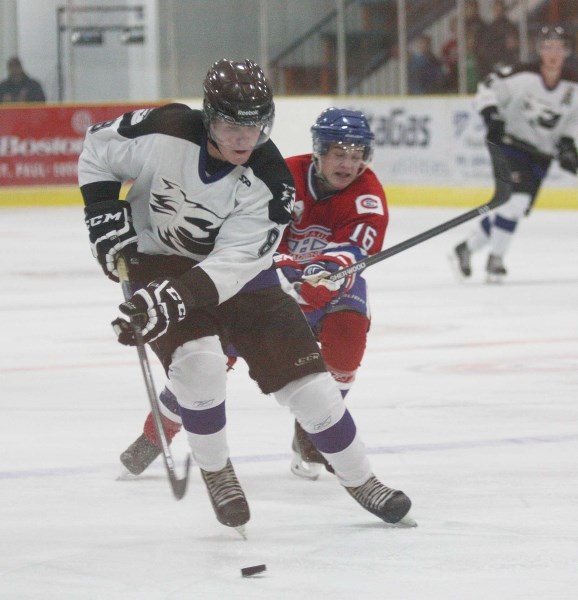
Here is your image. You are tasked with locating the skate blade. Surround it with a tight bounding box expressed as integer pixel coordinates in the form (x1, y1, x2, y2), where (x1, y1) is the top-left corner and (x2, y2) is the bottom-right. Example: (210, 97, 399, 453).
(393, 513, 418, 528)
(290, 452, 322, 480)
(486, 273, 505, 284)
(116, 468, 140, 481)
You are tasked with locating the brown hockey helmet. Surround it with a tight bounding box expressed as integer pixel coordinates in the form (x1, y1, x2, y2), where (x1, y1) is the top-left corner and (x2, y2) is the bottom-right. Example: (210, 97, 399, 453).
(202, 59, 275, 147)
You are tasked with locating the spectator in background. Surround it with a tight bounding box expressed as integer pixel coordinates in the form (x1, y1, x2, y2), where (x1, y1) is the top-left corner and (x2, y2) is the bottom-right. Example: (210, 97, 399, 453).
(501, 29, 521, 68)
(408, 34, 443, 94)
(441, 16, 459, 93)
(465, 0, 487, 48)
(478, 0, 518, 78)
(0, 56, 45, 103)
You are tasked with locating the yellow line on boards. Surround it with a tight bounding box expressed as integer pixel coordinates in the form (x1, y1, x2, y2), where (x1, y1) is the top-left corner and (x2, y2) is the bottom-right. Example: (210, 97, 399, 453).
(0, 185, 576, 210)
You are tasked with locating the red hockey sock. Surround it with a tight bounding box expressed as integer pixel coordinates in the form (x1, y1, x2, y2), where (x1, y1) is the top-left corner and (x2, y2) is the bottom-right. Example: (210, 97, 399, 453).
(318, 311, 369, 388)
(143, 411, 182, 446)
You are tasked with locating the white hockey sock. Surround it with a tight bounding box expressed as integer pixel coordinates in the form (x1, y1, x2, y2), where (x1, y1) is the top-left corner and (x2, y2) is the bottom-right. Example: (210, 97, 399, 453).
(322, 435, 372, 488)
(185, 428, 229, 472)
(488, 193, 530, 256)
(467, 218, 492, 252)
(168, 337, 230, 472)
(275, 372, 372, 486)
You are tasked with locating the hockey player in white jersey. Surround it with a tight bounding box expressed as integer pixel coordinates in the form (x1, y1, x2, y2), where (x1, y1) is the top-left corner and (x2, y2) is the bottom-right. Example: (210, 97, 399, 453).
(79, 59, 412, 532)
(452, 25, 578, 281)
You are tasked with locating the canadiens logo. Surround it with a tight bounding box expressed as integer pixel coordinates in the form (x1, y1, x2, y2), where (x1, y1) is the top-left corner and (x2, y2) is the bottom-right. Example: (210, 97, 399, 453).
(360, 197, 379, 210)
(355, 194, 384, 215)
(286, 225, 331, 260)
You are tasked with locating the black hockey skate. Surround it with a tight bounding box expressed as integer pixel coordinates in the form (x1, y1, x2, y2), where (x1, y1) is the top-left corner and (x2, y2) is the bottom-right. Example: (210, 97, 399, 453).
(290, 420, 334, 480)
(486, 253, 507, 283)
(119, 413, 182, 476)
(450, 241, 472, 279)
(346, 475, 414, 525)
(201, 458, 250, 532)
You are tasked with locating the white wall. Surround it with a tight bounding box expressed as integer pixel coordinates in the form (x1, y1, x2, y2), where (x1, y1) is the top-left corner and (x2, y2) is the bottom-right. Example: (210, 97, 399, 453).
(5, 0, 335, 102)
(13, 0, 159, 102)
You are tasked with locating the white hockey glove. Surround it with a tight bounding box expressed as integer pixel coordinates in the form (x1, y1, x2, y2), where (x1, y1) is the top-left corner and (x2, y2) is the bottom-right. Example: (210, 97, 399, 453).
(84, 199, 138, 282)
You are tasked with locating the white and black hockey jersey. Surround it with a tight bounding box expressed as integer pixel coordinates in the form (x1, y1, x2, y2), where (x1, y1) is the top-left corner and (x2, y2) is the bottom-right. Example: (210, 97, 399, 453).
(475, 62, 578, 156)
(78, 103, 295, 305)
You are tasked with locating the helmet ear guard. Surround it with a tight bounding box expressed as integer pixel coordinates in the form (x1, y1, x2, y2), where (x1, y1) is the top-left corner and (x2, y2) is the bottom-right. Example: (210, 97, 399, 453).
(311, 107, 375, 163)
(202, 58, 275, 148)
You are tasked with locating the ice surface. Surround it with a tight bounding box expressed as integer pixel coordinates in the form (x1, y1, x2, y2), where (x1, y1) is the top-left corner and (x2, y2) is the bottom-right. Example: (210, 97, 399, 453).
(1, 205, 577, 599)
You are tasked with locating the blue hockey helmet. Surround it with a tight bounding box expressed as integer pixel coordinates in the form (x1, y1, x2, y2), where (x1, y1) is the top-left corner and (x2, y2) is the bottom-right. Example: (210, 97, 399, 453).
(311, 108, 375, 162)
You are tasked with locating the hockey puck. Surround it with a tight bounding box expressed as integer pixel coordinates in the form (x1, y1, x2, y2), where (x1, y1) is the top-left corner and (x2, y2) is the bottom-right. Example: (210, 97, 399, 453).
(241, 564, 267, 577)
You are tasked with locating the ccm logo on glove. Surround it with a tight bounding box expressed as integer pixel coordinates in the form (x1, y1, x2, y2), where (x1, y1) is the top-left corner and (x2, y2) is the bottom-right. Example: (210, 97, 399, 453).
(117, 279, 189, 344)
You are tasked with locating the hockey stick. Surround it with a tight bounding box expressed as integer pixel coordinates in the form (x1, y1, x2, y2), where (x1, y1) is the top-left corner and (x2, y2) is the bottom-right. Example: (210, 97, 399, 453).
(116, 255, 191, 500)
(326, 141, 513, 283)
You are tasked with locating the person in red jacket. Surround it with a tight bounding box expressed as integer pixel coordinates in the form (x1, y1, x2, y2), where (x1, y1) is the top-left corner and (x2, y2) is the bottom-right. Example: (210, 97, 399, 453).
(120, 108, 389, 482)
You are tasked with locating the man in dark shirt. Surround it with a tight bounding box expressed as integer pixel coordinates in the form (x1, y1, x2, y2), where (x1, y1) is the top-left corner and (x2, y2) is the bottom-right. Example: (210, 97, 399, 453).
(0, 56, 46, 103)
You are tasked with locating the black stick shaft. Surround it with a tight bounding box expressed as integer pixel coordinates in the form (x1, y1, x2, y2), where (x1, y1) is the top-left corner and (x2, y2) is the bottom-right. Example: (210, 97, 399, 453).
(328, 142, 512, 282)
(117, 256, 190, 500)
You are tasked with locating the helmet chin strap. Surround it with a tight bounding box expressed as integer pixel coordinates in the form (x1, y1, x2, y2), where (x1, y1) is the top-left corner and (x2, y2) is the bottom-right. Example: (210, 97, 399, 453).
(206, 134, 225, 161)
(312, 156, 334, 198)
(312, 154, 367, 198)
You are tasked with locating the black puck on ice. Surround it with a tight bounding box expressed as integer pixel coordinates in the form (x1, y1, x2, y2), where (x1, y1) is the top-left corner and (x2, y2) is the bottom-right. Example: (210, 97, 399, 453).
(241, 564, 267, 577)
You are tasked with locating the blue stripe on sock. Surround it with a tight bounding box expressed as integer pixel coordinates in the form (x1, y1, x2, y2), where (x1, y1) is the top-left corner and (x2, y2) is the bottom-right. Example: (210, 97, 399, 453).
(309, 409, 356, 454)
(494, 214, 517, 232)
(180, 401, 226, 435)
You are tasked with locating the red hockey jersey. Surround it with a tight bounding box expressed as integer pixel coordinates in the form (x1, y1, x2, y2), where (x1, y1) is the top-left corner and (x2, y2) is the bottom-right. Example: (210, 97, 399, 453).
(279, 154, 388, 266)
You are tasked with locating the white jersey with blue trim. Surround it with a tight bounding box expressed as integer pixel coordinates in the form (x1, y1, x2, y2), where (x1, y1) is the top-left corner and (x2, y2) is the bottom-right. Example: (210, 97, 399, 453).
(78, 103, 295, 304)
(475, 62, 578, 156)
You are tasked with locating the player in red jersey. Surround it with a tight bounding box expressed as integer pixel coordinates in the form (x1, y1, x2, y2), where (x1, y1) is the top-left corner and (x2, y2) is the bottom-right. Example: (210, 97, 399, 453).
(274, 108, 388, 478)
(120, 108, 389, 482)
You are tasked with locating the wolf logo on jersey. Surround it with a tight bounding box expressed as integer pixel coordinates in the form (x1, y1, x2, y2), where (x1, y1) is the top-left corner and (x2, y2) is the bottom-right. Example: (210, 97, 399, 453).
(151, 178, 225, 255)
(280, 183, 295, 216)
(522, 94, 561, 129)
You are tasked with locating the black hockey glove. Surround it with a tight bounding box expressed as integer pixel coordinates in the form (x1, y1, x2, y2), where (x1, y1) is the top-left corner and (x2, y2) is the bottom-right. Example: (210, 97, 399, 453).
(84, 199, 138, 282)
(116, 278, 191, 344)
(557, 137, 577, 175)
(481, 106, 505, 145)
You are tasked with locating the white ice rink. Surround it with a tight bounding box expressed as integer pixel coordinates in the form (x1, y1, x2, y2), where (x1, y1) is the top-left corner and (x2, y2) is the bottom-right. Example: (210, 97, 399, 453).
(1, 204, 577, 600)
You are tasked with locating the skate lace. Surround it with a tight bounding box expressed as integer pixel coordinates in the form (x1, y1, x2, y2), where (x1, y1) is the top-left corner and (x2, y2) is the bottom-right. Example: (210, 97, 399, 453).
(349, 476, 396, 510)
(202, 460, 245, 508)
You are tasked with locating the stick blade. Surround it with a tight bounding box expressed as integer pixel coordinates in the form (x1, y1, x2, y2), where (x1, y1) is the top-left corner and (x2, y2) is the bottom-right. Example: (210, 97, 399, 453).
(167, 453, 192, 500)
